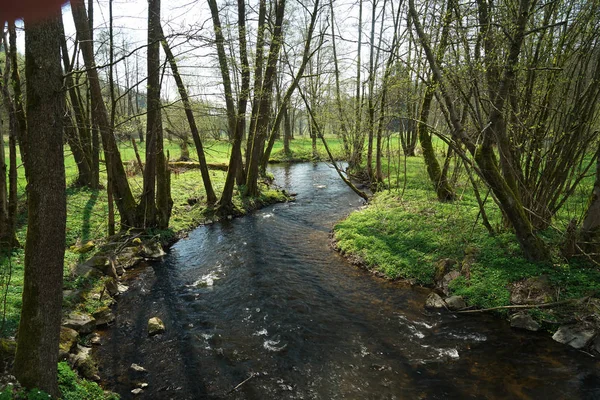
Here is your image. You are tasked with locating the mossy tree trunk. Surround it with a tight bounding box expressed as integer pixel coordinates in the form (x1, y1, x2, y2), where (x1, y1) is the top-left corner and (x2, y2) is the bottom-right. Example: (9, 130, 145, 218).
(13, 12, 66, 397)
(418, 87, 456, 202)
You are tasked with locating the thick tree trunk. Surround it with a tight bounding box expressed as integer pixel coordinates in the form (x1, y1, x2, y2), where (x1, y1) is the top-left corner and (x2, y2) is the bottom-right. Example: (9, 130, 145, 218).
(139, 0, 161, 227)
(13, 13, 66, 397)
(72, 0, 138, 228)
(161, 27, 217, 204)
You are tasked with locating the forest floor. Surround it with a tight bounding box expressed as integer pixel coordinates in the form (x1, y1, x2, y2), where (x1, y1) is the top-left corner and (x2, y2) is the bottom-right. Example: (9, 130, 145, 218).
(333, 153, 600, 340)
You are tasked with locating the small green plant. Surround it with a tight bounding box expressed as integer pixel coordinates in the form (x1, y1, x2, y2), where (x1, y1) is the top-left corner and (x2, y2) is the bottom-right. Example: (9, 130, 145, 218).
(57, 362, 118, 400)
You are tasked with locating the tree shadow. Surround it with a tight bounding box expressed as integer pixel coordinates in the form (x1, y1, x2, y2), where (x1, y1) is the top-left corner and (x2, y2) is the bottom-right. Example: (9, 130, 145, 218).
(79, 190, 99, 263)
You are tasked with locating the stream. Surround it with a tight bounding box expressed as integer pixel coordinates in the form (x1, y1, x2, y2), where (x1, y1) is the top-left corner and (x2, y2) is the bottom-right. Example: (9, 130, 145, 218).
(96, 162, 600, 399)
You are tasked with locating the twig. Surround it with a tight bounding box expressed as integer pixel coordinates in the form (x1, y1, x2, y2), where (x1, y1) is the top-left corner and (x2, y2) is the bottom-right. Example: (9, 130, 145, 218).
(455, 296, 590, 314)
(227, 373, 256, 395)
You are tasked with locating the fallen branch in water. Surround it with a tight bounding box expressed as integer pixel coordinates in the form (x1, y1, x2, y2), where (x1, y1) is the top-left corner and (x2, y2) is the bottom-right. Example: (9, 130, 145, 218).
(227, 373, 257, 395)
(455, 296, 591, 314)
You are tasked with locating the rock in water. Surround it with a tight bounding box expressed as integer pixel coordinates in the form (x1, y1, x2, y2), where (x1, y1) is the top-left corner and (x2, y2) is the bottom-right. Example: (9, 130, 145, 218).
(445, 296, 467, 311)
(63, 312, 96, 334)
(141, 242, 166, 259)
(552, 325, 595, 349)
(509, 312, 540, 331)
(93, 307, 115, 327)
(129, 363, 148, 376)
(425, 292, 446, 309)
(148, 317, 165, 336)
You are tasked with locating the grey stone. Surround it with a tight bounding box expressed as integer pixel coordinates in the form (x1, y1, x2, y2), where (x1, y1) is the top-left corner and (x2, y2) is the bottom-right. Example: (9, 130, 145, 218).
(71, 345, 100, 381)
(510, 275, 553, 305)
(89, 333, 102, 345)
(593, 336, 600, 354)
(118, 283, 129, 294)
(425, 292, 446, 309)
(59, 327, 79, 360)
(130, 363, 148, 375)
(441, 271, 461, 296)
(105, 279, 119, 297)
(63, 312, 96, 334)
(131, 388, 143, 395)
(148, 317, 165, 336)
(445, 296, 467, 311)
(552, 325, 596, 349)
(63, 289, 83, 301)
(509, 312, 540, 331)
(92, 307, 115, 327)
(140, 242, 165, 259)
(72, 263, 102, 279)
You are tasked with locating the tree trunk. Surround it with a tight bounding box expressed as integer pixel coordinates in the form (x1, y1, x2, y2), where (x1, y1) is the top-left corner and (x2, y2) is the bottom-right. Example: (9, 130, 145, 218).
(207, 0, 242, 214)
(0, 42, 19, 248)
(59, 17, 94, 188)
(245, 0, 267, 166)
(139, 0, 160, 227)
(72, 0, 138, 228)
(14, 12, 66, 397)
(161, 26, 217, 204)
(245, 0, 286, 197)
(283, 102, 291, 155)
(580, 146, 600, 253)
(260, 0, 321, 172)
(7, 24, 28, 181)
(418, 87, 455, 201)
(409, 0, 548, 261)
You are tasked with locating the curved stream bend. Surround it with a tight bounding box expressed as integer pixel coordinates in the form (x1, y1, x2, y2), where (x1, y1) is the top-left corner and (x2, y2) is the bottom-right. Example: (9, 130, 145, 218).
(97, 162, 600, 399)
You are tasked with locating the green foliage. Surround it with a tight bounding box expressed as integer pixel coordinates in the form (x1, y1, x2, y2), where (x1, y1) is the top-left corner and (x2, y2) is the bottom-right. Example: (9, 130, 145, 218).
(57, 362, 118, 400)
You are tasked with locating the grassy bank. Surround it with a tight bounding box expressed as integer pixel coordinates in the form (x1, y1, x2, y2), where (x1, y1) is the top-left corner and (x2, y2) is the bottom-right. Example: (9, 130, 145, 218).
(334, 151, 600, 313)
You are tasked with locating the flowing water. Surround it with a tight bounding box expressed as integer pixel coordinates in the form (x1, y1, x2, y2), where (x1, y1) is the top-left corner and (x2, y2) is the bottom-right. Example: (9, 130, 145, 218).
(96, 162, 600, 399)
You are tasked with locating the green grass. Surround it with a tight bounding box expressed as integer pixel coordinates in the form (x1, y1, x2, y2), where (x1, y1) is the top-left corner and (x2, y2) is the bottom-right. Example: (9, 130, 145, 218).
(0, 362, 116, 399)
(269, 136, 345, 162)
(334, 147, 600, 311)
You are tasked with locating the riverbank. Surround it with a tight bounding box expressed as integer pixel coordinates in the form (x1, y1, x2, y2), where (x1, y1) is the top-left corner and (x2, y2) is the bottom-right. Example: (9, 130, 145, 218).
(333, 187, 600, 354)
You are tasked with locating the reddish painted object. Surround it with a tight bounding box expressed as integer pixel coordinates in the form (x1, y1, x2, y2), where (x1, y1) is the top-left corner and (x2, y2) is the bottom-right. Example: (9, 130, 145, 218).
(0, 0, 67, 22)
